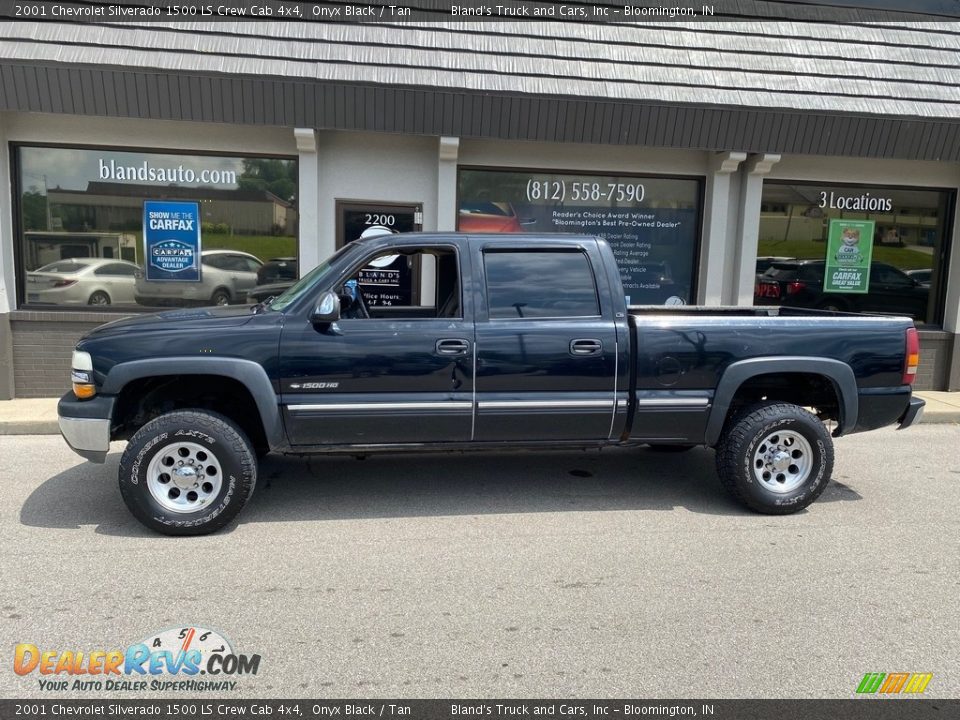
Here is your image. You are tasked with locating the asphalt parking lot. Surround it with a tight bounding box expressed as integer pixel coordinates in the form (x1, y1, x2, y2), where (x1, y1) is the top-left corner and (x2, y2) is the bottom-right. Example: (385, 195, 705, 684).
(2, 426, 958, 699)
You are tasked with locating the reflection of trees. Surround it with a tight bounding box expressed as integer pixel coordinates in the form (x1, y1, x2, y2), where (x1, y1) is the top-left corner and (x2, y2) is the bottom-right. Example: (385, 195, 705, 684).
(458, 170, 526, 203)
(21, 189, 48, 230)
(238, 158, 297, 203)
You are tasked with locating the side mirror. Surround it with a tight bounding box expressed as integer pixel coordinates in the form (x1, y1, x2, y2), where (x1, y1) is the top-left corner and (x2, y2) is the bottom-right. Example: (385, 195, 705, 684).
(310, 291, 341, 324)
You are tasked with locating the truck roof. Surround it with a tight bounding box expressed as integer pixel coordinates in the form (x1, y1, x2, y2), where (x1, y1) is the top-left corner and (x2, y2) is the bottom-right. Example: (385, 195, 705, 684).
(347, 231, 602, 249)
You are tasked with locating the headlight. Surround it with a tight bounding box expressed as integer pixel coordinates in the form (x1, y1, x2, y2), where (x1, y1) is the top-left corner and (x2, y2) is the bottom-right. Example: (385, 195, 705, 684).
(72, 351, 93, 371)
(71, 351, 96, 399)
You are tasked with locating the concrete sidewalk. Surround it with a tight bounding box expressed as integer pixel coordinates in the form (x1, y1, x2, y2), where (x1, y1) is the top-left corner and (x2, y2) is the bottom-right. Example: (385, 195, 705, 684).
(0, 392, 957, 436)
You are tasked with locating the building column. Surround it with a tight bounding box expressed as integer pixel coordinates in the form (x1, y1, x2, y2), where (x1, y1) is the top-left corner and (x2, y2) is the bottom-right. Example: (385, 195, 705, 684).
(698, 151, 746, 305)
(294, 128, 321, 271)
(0, 116, 15, 399)
(437, 137, 460, 231)
(731, 153, 781, 305)
(942, 182, 960, 389)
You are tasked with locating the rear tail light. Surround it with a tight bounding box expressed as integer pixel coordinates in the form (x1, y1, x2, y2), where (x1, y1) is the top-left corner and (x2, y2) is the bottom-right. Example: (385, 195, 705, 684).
(902, 327, 920, 385)
(786, 281, 807, 295)
(53, 279, 77, 288)
(755, 282, 781, 299)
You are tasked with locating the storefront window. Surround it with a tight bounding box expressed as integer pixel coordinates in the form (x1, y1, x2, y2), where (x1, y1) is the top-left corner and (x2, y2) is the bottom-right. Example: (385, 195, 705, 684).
(756, 182, 953, 325)
(457, 168, 702, 306)
(15, 146, 298, 310)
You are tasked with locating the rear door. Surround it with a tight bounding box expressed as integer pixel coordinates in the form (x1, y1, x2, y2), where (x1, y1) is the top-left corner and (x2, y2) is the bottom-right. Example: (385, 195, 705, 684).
(472, 239, 620, 441)
(93, 262, 138, 304)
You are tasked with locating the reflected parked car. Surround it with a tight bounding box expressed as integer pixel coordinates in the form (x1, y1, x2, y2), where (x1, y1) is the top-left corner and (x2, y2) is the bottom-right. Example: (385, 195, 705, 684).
(458, 202, 528, 232)
(247, 281, 294, 304)
(754, 259, 928, 320)
(26, 258, 140, 306)
(756, 256, 792, 276)
(257, 257, 298, 285)
(135, 250, 263, 307)
(905, 268, 932, 288)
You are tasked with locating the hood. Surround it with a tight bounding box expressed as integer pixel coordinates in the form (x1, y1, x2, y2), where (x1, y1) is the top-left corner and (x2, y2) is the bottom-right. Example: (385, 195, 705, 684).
(82, 305, 257, 340)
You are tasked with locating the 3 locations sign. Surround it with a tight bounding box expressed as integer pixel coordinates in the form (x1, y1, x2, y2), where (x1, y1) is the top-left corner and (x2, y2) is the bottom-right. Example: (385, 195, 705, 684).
(143, 201, 202, 282)
(458, 169, 701, 305)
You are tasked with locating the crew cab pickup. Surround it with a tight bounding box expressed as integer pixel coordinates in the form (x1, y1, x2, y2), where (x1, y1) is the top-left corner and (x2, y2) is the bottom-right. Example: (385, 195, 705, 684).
(58, 233, 925, 534)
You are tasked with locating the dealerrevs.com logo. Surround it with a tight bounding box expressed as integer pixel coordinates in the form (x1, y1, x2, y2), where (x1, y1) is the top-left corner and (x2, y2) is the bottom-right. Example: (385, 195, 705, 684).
(856, 672, 933, 696)
(14, 626, 261, 692)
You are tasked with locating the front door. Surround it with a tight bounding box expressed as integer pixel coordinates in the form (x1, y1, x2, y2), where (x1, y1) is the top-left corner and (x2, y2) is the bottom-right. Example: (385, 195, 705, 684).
(280, 242, 473, 446)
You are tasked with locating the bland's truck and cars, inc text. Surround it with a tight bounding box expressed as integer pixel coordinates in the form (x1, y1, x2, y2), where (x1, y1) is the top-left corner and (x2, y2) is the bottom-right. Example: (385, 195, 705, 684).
(57, 233, 925, 535)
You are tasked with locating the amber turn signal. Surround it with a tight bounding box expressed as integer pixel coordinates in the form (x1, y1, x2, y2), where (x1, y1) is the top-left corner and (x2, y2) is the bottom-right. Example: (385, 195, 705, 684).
(72, 382, 96, 399)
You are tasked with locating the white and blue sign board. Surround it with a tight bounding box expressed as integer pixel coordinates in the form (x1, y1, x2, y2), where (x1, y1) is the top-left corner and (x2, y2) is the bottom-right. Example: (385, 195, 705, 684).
(143, 201, 201, 282)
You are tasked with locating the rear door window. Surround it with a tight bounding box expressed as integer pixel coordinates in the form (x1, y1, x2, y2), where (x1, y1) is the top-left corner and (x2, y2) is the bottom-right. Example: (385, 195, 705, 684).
(483, 250, 600, 319)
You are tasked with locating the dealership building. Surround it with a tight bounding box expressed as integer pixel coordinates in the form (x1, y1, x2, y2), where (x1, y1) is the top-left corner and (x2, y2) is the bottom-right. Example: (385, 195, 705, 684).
(1, 3, 960, 398)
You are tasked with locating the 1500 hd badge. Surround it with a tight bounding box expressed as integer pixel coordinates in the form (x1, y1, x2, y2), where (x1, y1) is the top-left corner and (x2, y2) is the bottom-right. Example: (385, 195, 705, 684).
(288, 382, 340, 390)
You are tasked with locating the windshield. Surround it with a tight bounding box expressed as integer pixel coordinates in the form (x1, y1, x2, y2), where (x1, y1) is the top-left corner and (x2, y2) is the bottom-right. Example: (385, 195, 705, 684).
(269, 245, 353, 312)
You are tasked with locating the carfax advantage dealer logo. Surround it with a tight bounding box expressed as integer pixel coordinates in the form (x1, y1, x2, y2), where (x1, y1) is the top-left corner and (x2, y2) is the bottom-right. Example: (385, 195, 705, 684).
(856, 672, 933, 696)
(13, 626, 260, 692)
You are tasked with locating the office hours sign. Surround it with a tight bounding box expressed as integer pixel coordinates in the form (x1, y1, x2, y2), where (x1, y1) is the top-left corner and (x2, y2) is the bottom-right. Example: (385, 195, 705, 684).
(337, 201, 423, 306)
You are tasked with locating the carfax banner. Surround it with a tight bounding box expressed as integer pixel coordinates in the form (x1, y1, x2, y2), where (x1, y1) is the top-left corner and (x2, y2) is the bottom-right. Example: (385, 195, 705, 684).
(823, 218, 875, 294)
(143, 201, 202, 282)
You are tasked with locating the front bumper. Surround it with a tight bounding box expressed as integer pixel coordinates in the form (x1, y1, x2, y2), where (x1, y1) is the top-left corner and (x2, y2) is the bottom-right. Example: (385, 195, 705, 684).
(57, 392, 115, 463)
(897, 396, 925, 430)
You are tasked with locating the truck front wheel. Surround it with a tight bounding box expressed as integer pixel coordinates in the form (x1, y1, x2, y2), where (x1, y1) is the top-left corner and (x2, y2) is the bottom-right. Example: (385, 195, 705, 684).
(118, 410, 257, 535)
(716, 402, 833, 514)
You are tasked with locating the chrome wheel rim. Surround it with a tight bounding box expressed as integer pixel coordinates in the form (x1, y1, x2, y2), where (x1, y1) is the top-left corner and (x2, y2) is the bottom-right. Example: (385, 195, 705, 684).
(214, 294, 229, 306)
(90, 294, 109, 305)
(752, 429, 813, 494)
(146, 441, 223, 514)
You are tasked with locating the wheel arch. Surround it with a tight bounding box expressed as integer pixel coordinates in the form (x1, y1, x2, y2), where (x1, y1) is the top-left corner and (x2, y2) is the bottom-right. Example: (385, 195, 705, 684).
(103, 358, 284, 450)
(211, 286, 233, 302)
(705, 357, 857, 446)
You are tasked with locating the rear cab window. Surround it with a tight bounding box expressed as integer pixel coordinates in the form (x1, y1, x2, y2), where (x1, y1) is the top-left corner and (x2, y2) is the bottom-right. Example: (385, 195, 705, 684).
(483, 249, 601, 319)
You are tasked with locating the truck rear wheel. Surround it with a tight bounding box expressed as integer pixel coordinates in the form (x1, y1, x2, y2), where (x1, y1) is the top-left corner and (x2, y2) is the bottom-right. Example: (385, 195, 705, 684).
(716, 402, 833, 514)
(118, 410, 257, 535)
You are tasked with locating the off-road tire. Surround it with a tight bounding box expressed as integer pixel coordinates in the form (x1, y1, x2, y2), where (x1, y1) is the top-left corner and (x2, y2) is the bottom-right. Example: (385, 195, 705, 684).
(716, 402, 833, 515)
(118, 410, 257, 535)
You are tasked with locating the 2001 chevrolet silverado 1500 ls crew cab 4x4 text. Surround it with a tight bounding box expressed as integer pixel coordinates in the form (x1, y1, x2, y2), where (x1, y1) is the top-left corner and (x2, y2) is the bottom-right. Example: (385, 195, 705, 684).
(58, 233, 924, 534)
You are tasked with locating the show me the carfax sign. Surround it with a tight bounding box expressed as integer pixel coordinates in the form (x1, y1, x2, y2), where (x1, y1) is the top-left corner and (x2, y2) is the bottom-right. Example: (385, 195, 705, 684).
(143, 201, 202, 282)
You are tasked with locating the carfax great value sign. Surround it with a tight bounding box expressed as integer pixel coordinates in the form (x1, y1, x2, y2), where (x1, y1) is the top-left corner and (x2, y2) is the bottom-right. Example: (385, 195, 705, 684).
(823, 218, 875, 294)
(143, 201, 202, 282)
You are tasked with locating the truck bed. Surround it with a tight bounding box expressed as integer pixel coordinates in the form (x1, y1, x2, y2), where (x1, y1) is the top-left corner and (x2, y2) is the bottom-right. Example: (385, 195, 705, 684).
(628, 305, 885, 318)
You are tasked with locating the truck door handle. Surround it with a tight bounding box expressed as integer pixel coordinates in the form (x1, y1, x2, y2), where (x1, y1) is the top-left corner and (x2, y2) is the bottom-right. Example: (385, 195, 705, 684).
(436, 338, 470, 356)
(570, 338, 603, 356)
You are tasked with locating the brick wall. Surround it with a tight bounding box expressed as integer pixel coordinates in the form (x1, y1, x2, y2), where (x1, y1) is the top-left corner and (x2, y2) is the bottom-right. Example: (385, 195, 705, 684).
(916, 330, 953, 391)
(11, 311, 132, 398)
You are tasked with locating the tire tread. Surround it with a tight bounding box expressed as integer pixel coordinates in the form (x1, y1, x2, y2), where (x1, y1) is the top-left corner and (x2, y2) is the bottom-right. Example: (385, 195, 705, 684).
(118, 409, 257, 535)
(716, 402, 833, 515)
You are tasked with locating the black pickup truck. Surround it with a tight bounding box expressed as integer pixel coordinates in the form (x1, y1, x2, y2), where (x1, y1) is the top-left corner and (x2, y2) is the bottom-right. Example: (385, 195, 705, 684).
(58, 233, 925, 534)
